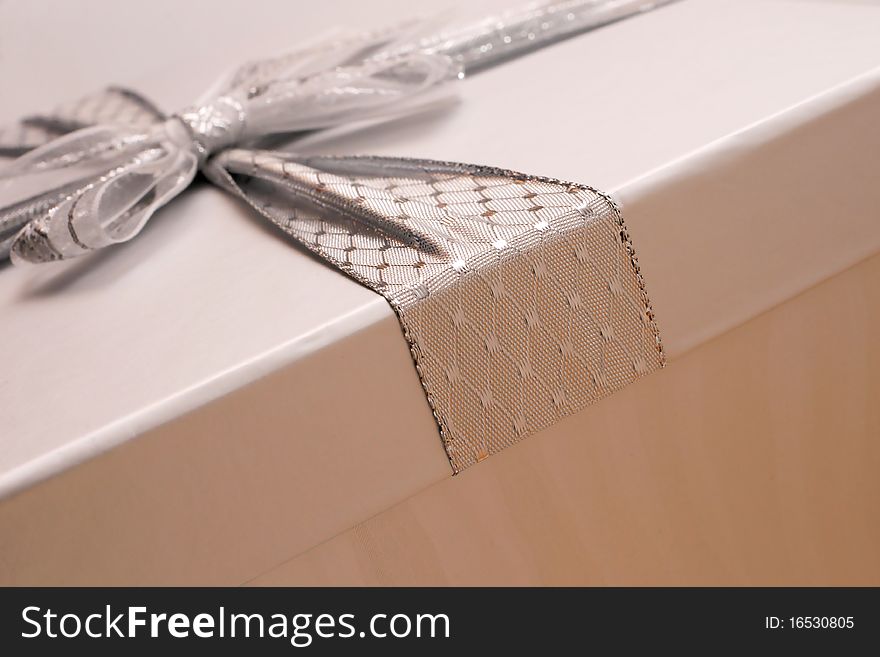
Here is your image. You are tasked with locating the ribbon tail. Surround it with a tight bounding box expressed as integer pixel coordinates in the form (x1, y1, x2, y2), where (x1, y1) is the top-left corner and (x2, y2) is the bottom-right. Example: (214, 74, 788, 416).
(207, 149, 453, 258)
(209, 147, 664, 472)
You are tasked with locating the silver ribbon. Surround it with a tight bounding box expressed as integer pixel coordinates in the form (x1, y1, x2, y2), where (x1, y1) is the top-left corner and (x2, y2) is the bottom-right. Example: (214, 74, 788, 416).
(0, 0, 669, 471)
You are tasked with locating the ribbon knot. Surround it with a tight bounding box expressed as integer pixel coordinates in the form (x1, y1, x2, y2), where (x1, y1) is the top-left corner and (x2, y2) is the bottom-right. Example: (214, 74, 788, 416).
(175, 95, 247, 158)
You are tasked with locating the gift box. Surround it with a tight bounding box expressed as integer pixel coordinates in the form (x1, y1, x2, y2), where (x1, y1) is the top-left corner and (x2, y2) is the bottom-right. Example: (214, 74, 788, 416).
(1, 0, 879, 585)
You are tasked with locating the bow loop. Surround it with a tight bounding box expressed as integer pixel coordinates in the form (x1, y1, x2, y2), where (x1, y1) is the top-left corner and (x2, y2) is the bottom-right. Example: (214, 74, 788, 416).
(3, 120, 198, 263)
(236, 51, 461, 135)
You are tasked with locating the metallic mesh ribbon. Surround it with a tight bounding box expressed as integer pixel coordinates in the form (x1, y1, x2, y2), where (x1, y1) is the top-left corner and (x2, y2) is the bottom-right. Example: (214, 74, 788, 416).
(0, 0, 668, 471)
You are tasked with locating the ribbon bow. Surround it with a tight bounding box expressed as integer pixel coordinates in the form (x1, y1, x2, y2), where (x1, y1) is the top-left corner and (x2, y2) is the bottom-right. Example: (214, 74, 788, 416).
(0, 26, 463, 263)
(0, 0, 667, 472)
(0, 0, 672, 265)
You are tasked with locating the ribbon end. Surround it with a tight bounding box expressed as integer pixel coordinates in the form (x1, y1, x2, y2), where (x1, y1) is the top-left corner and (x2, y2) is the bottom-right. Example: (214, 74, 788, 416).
(9, 224, 62, 265)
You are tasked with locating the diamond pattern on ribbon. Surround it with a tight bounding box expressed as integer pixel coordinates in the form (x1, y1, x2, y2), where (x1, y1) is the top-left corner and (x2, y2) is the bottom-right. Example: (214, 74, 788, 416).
(212, 150, 664, 472)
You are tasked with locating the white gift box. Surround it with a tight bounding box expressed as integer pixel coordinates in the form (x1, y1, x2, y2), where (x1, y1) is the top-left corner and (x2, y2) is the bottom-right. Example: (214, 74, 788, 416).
(2, 0, 879, 585)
